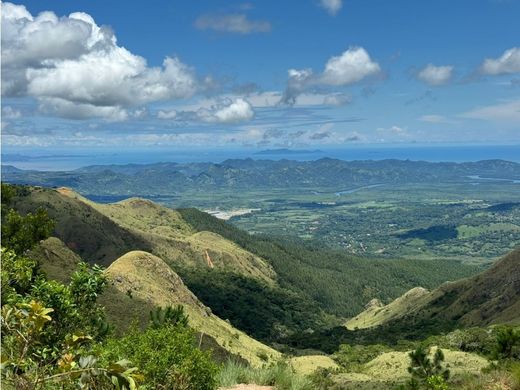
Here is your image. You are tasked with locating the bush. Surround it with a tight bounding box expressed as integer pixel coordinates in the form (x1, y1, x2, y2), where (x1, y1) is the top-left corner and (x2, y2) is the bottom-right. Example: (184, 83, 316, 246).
(102, 324, 218, 390)
(333, 343, 390, 370)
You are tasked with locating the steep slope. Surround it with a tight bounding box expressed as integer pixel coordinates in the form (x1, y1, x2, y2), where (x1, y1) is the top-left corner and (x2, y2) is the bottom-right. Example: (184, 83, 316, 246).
(420, 247, 520, 326)
(348, 248, 520, 333)
(12, 187, 151, 266)
(346, 288, 430, 330)
(99, 250, 280, 367)
(27, 238, 280, 366)
(11, 187, 275, 284)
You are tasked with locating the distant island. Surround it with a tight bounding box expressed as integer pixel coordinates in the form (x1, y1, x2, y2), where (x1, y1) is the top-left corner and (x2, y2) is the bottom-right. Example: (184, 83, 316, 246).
(254, 148, 324, 155)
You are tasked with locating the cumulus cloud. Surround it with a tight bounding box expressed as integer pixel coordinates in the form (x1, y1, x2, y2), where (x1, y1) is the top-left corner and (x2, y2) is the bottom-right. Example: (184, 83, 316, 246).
(195, 13, 271, 34)
(480, 47, 520, 75)
(281, 47, 380, 104)
(460, 99, 520, 123)
(158, 98, 254, 124)
(211, 98, 254, 123)
(1, 2, 198, 120)
(320, 0, 343, 15)
(321, 47, 381, 86)
(416, 64, 454, 86)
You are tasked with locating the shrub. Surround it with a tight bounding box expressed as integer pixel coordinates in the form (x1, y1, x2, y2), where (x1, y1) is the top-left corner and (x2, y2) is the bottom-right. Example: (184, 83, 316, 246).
(102, 324, 218, 390)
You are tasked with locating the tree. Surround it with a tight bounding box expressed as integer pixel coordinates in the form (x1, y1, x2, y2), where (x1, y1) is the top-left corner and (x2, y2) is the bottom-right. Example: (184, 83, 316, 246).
(493, 326, 520, 360)
(406, 346, 449, 389)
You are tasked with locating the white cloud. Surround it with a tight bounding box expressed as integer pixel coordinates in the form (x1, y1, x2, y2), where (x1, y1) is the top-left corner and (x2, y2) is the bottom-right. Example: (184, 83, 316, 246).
(158, 98, 254, 123)
(38, 97, 129, 121)
(417, 64, 454, 86)
(195, 14, 271, 34)
(320, 0, 343, 15)
(460, 99, 520, 123)
(321, 47, 381, 86)
(282, 47, 380, 104)
(211, 98, 254, 123)
(2, 106, 21, 119)
(481, 47, 520, 75)
(1, 2, 198, 120)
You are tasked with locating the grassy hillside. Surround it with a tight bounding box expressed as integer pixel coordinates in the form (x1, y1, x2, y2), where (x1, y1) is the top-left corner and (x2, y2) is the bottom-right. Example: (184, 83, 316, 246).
(9, 185, 487, 346)
(11, 187, 275, 284)
(348, 247, 520, 331)
(12, 187, 152, 266)
(334, 347, 488, 389)
(100, 250, 280, 367)
(26, 236, 280, 367)
(285, 248, 520, 352)
(346, 287, 430, 330)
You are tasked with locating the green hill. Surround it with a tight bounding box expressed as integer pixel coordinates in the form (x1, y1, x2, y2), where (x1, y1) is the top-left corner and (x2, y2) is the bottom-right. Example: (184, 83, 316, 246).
(12, 187, 275, 284)
(347, 247, 520, 332)
(27, 236, 279, 367)
(346, 287, 430, 330)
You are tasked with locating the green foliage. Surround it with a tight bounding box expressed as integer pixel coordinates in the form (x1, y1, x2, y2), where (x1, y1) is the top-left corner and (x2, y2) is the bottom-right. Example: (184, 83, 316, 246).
(425, 375, 449, 390)
(102, 324, 218, 390)
(1, 247, 38, 302)
(1, 300, 140, 389)
(442, 328, 496, 356)
(493, 326, 520, 360)
(333, 343, 391, 370)
(406, 346, 450, 389)
(181, 268, 330, 341)
(308, 367, 335, 390)
(1, 182, 17, 205)
(1, 207, 55, 254)
(149, 305, 189, 329)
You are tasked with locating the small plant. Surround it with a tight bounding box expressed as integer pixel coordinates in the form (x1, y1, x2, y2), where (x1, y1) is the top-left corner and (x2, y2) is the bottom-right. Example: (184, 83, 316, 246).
(149, 305, 189, 329)
(405, 346, 450, 389)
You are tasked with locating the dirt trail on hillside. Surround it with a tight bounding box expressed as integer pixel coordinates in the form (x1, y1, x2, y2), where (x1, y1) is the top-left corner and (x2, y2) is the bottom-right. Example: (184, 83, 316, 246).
(204, 249, 215, 268)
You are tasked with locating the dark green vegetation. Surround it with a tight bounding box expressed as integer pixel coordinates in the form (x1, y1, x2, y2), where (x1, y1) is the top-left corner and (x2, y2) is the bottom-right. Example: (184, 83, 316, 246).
(282, 247, 520, 354)
(177, 208, 482, 321)
(182, 269, 331, 341)
(4, 158, 520, 261)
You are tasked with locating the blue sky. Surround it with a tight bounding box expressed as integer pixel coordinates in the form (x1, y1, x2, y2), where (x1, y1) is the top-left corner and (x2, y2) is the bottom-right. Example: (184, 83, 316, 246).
(1, 0, 520, 152)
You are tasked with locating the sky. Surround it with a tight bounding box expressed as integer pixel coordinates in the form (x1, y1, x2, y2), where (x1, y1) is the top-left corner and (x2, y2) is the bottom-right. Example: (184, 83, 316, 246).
(1, 0, 520, 152)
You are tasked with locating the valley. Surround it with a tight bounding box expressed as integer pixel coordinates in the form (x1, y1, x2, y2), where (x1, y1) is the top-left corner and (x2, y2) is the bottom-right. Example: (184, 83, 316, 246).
(4, 158, 520, 262)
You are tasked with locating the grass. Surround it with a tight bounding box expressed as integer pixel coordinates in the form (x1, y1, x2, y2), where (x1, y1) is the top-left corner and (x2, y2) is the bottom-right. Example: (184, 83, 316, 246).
(99, 250, 281, 367)
(218, 359, 313, 390)
(334, 347, 490, 388)
(288, 355, 339, 375)
(346, 287, 430, 330)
